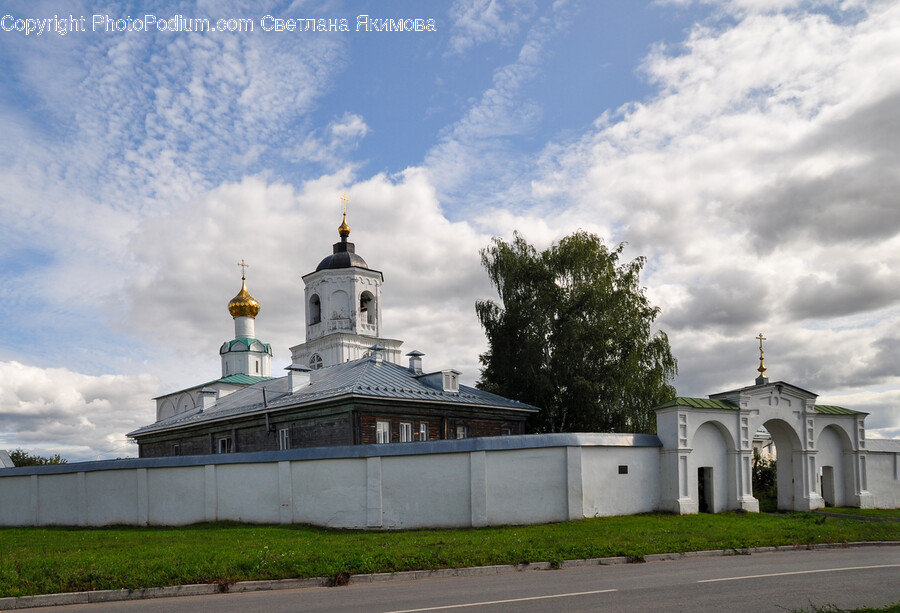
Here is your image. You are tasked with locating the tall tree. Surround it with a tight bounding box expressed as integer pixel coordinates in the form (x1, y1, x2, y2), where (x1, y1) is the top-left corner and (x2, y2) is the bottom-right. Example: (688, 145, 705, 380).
(476, 231, 677, 433)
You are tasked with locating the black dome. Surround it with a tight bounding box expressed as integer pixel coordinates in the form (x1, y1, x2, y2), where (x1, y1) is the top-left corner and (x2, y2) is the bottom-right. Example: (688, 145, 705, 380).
(316, 238, 369, 271)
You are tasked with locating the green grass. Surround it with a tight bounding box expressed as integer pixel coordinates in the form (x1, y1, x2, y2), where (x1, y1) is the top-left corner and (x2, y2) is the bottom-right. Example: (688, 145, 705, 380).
(792, 604, 900, 612)
(816, 508, 900, 519)
(1, 512, 898, 598)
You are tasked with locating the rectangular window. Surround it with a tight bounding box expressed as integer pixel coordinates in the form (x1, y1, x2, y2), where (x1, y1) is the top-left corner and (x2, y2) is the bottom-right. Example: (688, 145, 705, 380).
(376, 420, 390, 444)
(399, 422, 413, 442)
(419, 422, 428, 442)
(171, 443, 181, 456)
(456, 425, 467, 439)
(618, 465, 629, 475)
(255, 360, 259, 374)
(500, 427, 511, 436)
(217, 437, 233, 454)
(279, 427, 290, 450)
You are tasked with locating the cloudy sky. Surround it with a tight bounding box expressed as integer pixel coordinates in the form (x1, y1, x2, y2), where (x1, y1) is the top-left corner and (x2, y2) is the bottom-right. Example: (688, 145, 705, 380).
(1, 0, 898, 461)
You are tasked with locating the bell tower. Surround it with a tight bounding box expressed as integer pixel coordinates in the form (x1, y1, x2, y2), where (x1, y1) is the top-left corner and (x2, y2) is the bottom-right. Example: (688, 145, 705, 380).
(290, 198, 402, 369)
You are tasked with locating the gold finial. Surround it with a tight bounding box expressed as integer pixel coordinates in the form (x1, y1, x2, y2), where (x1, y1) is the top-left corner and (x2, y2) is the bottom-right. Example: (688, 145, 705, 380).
(338, 193, 351, 237)
(756, 333, 768, 381)
(228, 261, 260, 318)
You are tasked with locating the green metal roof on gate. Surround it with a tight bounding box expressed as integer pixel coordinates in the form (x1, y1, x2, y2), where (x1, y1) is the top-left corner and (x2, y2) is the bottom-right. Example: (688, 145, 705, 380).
(654, 397, 739, 410)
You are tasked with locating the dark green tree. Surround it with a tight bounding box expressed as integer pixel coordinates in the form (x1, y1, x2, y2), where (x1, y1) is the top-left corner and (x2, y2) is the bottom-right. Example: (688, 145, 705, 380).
(9, 449, 67, 467)
(476, 231, 677, 433)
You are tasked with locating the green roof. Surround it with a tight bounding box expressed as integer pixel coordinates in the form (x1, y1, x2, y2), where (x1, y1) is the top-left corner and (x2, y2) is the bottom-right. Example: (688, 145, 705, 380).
(814, 405, 862, 415)
(221, 338, 273, 355)
(217, 374, 272, 385)
(655, 397, 738, 410)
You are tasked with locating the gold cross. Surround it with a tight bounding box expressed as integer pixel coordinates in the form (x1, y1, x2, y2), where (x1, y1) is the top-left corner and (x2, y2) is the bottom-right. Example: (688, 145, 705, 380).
(340, 192, 349, 214)
(756, 333, 766, 354)
(237, 259, 249, 278)
(756, 333, 767, 378)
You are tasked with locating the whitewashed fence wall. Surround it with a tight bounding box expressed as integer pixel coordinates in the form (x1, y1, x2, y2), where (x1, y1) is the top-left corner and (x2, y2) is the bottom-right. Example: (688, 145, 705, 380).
(0, 434, 662, 528)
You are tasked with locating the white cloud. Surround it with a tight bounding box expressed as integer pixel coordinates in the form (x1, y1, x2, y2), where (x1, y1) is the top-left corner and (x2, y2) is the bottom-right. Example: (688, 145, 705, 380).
(526, 1, 900, 435)
(0, 361, 158, 461)
(447, 0, 538, 55)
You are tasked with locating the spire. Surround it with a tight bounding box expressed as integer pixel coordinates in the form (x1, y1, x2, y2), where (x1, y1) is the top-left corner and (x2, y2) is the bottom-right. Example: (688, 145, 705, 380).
(338, 192, 351, 238)
(228, 260, 260, 318)
(755, 332, 768, 385)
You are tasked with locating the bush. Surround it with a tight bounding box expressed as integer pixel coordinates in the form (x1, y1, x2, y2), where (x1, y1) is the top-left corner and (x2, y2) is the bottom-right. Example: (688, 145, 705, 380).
(752, 449, 777, 501)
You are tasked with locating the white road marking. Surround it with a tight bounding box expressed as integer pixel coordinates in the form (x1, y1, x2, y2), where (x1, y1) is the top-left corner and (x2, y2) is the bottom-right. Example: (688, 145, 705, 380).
(698, 563, 900, 583)
(382, 588, 618, 612)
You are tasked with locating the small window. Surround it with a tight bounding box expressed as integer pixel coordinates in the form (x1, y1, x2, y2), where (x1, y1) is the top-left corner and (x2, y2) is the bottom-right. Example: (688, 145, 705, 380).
(376, 420, 390, 444)
(500, 427, 511, 436)
(442, 371, 459, 392)
(309, 354, 323, 370)
(618, 465, 628, 475)
(171, 443, 181, 456)
(456, 425, 467, 439)
(255, 360, 259, 374)
(399, 422, 413, 443)
(217, 437, 233, 454)
(279, 428, 290, 451)
(419, 422, 428, 442)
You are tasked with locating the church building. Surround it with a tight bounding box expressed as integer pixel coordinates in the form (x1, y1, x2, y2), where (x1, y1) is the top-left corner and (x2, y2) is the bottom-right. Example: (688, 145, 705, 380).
(128, 208, 536, 457)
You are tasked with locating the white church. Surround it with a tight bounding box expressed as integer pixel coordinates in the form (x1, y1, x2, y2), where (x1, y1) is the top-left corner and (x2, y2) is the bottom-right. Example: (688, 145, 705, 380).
(0, 204, 898, 528)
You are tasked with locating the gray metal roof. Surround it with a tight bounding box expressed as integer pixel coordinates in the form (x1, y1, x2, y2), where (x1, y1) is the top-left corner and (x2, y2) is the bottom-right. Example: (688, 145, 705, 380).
(130, 357, 538, 437)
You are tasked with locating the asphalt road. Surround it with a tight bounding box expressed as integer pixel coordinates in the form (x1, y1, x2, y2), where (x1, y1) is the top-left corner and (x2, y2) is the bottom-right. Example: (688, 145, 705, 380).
(22, 545, 900, 613)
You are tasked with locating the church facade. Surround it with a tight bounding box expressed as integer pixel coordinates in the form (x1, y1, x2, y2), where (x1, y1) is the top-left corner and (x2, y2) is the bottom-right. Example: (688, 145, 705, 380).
(128, 212, 536, 457)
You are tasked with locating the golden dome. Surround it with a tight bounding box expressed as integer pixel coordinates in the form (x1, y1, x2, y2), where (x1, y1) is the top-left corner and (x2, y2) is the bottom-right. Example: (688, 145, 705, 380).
(228, 275, 260, 318)
(338, 212, 351, 237)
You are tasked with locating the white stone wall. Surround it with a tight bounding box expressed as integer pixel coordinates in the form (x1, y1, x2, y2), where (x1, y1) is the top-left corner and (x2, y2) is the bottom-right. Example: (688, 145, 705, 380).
(2, 432, 897, 529)
(866, 440, 900, 509)
(0, 434, 662, 529)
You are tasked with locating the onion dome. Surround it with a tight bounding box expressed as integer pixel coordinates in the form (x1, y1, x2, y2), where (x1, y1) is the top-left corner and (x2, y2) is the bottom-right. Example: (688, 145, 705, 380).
(316, 212, 369, 271)
(228, 274, 260, 318)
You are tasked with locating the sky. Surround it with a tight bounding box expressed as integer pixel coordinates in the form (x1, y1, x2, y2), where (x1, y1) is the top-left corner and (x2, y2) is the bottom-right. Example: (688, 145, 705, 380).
(1, 0, 899, 461)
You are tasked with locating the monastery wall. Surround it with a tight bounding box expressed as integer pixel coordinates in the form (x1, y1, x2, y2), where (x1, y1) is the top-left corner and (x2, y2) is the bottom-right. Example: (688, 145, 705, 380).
(0, 434, 662, 529)
(2, 432, 897, 528)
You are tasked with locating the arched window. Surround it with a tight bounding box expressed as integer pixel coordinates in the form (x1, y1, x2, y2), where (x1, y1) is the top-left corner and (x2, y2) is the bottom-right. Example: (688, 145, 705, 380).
(359, 291, 376, 325)
(309, 294, 321, 324)
(309, 353, 323, 370)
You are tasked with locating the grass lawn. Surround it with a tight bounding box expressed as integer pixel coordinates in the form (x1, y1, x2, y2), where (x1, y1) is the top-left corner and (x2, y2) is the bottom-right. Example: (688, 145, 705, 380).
(815, 508, 900, 519)
(1, 512, 898, 598)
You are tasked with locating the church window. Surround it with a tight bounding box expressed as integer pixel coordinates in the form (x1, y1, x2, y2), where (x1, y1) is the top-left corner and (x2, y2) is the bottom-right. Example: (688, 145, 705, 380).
(309, 354, 323, 370)
(360, 291, 376, 324)
(309, 294, 321, 324)
(376, 420, 390, 444)
(217, 437, 233, 454)
(399, 422, 413, 442)
(279, 428, 290, 450)
(419, 422, 428, 442)
(456, 425, 467, 439)
(255, 360, 259, 374)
